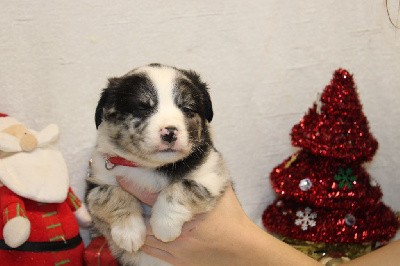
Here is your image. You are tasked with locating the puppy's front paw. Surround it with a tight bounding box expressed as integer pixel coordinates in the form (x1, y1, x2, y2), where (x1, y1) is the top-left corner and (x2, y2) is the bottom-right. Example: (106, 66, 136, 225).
(150, 214, 184, 242)
(111, 215, 146, 252)
(150, 200, 192, 242)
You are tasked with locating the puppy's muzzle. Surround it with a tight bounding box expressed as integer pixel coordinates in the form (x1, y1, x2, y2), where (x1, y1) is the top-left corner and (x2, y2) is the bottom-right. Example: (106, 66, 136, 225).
(160, 126, 178, 143)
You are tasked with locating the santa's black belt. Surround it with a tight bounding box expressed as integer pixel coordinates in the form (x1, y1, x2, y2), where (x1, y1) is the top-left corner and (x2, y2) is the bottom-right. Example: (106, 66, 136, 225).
(0, 235, 82, 252)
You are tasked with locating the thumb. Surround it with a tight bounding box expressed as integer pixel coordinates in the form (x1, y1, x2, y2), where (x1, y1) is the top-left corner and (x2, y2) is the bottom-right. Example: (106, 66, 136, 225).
(116, 176, 158, 206)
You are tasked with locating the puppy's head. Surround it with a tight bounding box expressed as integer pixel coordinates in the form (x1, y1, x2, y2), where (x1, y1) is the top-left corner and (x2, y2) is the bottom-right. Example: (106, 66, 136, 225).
(95, 64, 213, 167)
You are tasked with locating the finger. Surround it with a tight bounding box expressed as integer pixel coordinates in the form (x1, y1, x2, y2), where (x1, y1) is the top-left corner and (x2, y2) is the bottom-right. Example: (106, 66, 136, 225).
(140, 191, 158, 206)
(144, 235, 171, 251)
(116, 176, 132, 192)
(116, 176, 138, 194)
(140, 245, 176, 265)
(146, 222, 154, 236)
(116, 176, 158, 206)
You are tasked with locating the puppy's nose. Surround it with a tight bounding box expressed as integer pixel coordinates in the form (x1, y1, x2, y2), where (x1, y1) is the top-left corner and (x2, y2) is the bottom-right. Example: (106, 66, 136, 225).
(160, 126, 178, 143)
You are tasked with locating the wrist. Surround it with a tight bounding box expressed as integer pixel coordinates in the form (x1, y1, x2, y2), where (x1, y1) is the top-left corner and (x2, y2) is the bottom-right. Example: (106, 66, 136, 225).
(228, 217, 320, 266)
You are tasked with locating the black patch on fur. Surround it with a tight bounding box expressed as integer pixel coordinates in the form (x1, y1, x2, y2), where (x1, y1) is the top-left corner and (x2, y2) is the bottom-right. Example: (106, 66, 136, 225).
(182, 179, 211, 200)
(156, 143, 213, 180)
(95, 73, 158, 129)
(177, 69, 213, 122)
(85, 181, 114, 207)
(85, 180, 99, 202)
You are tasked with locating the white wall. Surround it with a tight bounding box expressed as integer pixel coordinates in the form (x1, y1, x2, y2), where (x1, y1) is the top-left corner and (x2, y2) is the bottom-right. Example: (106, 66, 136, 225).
(1, 1, 399, 239)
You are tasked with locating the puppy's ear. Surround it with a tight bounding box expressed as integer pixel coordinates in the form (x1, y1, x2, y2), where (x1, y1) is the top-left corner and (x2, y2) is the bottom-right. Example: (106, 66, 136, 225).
(182, 70, 214, 122)
(95, 78, 119, 129)
(202, 89, 213, 123)
(95, 91, 107, 129)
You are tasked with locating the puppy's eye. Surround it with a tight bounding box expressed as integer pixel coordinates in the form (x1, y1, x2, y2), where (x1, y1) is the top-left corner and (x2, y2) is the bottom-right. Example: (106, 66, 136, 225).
(181, 106, 196, 116)
(136, 97, 156, 111)
(136, 102, 152, 111)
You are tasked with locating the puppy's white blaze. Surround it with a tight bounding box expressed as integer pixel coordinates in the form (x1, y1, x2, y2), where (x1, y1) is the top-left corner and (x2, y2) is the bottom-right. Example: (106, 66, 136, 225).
(135, 66, 179, 112)
(142, 66, 190, 154)
(189, 150, 228, 196)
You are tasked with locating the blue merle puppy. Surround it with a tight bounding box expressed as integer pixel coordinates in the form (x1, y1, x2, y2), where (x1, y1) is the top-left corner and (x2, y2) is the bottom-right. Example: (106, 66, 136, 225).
(86, 64, 231, 266)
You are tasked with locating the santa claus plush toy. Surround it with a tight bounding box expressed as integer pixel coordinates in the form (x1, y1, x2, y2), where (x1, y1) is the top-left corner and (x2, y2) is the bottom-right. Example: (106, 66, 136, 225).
(0, 113, 92, 266)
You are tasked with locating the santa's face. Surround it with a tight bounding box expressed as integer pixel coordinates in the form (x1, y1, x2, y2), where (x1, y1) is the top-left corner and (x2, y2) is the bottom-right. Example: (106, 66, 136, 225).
(0, 121, 69, 203)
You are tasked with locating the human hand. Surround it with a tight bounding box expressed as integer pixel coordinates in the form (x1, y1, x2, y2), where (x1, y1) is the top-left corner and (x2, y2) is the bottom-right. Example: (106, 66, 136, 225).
(142, 186, 256, 266)
(117, 176, 258, 266)
(116, 176, 158, 206)
(117, 177, 320, 266)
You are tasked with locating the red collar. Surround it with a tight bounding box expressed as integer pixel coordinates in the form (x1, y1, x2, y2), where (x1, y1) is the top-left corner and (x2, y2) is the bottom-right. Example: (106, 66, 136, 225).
(105, 156, 138, 169)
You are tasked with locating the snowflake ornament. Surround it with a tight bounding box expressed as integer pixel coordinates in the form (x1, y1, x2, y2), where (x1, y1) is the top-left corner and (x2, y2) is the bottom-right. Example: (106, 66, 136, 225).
(334, 167, 356, 189)
(295, 207, 317, 231)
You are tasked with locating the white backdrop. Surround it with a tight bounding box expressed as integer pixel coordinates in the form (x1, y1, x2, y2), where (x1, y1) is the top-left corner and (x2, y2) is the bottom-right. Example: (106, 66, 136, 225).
(1, 1, 399, 241)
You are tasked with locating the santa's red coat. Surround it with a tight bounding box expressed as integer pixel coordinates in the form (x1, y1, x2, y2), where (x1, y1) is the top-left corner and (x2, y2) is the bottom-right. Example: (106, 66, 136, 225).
(0, 186, 84, 266)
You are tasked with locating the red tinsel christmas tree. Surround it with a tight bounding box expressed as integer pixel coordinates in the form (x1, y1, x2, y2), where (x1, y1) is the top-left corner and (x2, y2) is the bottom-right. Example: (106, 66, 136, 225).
(262, 69, 399, 262)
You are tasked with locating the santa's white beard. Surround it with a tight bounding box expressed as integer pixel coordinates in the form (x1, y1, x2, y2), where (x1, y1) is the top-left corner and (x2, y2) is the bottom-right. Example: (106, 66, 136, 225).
(0, 147, 69, 203)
